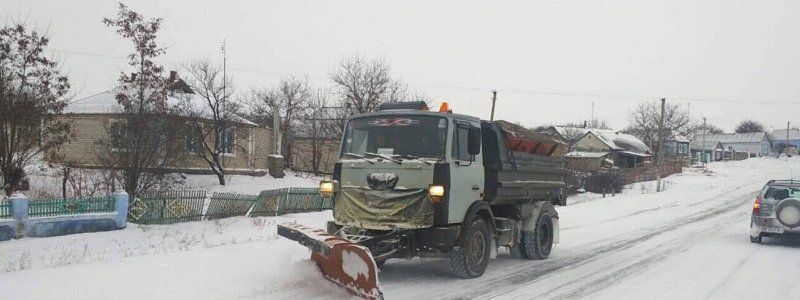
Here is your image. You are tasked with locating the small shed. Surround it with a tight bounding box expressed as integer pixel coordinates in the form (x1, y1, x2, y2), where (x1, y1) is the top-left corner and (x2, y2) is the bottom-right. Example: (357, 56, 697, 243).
(565, 151, 613, 172)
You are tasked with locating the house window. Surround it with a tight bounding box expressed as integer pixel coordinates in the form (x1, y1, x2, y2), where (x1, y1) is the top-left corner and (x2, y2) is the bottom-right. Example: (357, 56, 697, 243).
(221, 127, 236, 155)
(677, 143, 688, 155)
(184, 123, 204, 154)
(109, 119, 128, 151)
(451, 124, 472, 161)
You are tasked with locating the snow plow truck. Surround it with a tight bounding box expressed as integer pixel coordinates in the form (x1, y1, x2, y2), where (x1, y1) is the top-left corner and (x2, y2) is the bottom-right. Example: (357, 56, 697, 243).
(278, 101, 568, 299)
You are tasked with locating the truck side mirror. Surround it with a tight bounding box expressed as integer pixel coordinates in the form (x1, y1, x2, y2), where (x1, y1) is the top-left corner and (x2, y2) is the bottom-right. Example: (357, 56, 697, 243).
(468, 127, 481, 155)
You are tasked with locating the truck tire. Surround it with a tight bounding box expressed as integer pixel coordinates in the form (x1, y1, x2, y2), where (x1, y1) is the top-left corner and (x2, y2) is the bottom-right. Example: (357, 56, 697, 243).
(514, 210, 554, 260)
(450, 218, 491, 278)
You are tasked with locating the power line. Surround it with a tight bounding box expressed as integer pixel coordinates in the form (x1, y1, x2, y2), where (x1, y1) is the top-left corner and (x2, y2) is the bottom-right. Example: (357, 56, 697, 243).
(412, 82, 800, 106)
(51, 48, 800, 107)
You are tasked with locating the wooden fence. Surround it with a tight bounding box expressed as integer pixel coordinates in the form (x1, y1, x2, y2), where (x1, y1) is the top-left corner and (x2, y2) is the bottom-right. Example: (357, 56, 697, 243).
(618, 159, 684, 185)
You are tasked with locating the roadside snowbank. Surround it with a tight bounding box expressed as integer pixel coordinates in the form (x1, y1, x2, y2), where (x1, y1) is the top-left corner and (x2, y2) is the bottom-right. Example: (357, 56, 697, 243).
(0, 211, 350, 299)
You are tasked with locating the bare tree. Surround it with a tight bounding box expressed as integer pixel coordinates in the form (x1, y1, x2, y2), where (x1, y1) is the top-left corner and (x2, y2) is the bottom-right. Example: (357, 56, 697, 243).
(102, 4, 183, 196)
(296, 91, 337, 174)
(330, 55, 392, 114)
(382, 81, 431, 105)
(696, 121, 724, 134)
(177, 59, 239, 185)
(248, 76, 310, 166)
(735, 120, 765, 133)
(624, 101, 694, 151)
(0, 23, 72, 195)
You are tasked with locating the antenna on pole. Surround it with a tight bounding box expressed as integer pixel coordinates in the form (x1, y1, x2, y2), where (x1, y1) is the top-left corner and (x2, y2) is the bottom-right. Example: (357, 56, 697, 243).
(220, 40, 227, 102)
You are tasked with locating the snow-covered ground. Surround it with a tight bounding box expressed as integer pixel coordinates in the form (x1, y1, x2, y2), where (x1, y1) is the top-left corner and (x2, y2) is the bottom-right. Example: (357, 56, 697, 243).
(3, 158, 800, 299)
(18, 164, 320, 199)
(183, 172, 320, 193)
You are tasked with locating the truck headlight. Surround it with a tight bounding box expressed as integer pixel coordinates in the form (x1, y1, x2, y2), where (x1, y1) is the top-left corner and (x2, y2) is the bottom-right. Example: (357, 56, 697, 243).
(320, 181, 334, 198)
(429, 185, 445, 203)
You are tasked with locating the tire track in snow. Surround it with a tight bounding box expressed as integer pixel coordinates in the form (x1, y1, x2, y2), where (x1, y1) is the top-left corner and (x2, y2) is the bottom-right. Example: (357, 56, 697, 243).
(404, 188, 757, 300)
(561, 183, 748, 231)
(531, 209, 747, 299)
(703, 238, 761, 299)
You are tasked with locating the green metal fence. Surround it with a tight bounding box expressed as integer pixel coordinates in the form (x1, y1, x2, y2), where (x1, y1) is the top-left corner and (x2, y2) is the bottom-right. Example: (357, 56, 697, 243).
(0, 201, 11, 219)
(249, 189, 284, 217)
(206, 192, 259, 220)
(125, 187, 328, 224)
(278, 187, 330, 214)
(129, 190, 206, 225)
(28, 196, 115, 218)
(249, 188, 328, 217)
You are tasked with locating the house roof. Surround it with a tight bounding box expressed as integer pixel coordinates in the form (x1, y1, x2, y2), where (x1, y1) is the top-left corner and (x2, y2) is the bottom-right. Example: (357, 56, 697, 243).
(772, 129, 800, 141)
(698, 132, 768, 144)
(66, 86, 258, 126)
(549, 126, 615, 138)
(689, 132, 768, 151)
(670, 135, 691, 143)
(586, 131, 651, 154)
(690, 139, 723, 151)
(565, 151, 610, 158)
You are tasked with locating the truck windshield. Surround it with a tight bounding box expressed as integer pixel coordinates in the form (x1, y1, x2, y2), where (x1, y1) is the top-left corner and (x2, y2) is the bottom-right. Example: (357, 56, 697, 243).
(342, 115, 448, 160)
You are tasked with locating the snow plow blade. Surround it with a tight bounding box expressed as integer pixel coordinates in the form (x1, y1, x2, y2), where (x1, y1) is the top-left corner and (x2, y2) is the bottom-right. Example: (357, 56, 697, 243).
(277, 222, 383, 300)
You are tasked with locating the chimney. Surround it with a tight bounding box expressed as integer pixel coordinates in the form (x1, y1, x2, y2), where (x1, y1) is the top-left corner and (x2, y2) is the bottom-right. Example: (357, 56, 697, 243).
(169, 70, 177, 81)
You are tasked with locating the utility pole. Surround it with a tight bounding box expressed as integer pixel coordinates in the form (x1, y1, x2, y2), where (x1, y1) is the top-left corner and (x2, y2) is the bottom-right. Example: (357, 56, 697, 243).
(787, 121, 791, 157)
(490, 90, 497, 121)
(656, 98, 666, 192)
(273, 102, 281, 155)
(591, 101, 595, 125)
(702, 117, 707, 167)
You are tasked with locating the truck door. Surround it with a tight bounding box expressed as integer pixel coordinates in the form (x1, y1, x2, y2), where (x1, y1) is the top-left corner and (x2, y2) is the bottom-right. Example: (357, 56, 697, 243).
(448, 120, 485, 224)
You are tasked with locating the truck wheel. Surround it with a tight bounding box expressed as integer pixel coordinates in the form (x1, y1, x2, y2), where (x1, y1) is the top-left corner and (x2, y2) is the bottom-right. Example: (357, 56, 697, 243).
(375, 260, 386, 268)
(516, 211, 554, 260)
(450, 218, 491, 278)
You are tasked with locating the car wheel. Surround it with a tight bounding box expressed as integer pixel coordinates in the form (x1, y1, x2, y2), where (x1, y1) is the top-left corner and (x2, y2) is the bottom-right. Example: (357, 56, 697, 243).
(450, 218, 491, 278)
(750, 234, 762, 243)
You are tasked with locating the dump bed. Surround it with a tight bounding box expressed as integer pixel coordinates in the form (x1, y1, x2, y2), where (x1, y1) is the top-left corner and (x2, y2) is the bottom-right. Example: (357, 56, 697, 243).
(482, 120, 568, 205)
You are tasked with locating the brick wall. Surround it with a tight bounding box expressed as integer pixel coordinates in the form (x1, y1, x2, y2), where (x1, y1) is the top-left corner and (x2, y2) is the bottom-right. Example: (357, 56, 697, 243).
(52, 114, 273, 174)
(290, 138, 340, 174)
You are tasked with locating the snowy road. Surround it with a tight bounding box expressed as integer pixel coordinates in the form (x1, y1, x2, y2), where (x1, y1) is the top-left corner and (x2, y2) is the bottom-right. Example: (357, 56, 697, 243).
(376, 159, 800, 300)
(2, 158, 799, 300)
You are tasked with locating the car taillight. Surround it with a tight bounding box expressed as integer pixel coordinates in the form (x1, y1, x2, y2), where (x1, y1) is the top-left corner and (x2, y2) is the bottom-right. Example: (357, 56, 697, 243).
(753, 198, 761, 215)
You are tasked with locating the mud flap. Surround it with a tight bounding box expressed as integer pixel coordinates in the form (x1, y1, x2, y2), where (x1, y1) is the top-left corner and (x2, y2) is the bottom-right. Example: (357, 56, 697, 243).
(552, 217, 560, 244)
(278, 222, 383, 300)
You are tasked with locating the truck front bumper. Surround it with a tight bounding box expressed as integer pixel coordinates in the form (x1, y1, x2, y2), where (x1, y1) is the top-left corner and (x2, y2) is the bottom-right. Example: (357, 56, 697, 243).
(327, 221, 460, 260)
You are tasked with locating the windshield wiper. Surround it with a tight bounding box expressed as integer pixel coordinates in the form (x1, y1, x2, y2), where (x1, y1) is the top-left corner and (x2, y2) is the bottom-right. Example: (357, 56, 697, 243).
(342, 152, 375, 164)
(364, 152, 402, 164)
(393, 154, 433, 165)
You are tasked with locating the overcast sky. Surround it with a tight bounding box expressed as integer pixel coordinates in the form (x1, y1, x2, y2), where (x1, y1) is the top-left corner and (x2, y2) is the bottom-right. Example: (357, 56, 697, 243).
(4, 0, 800, 132)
